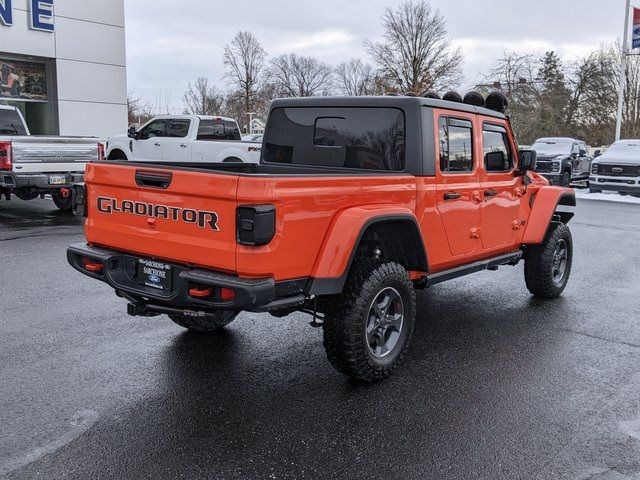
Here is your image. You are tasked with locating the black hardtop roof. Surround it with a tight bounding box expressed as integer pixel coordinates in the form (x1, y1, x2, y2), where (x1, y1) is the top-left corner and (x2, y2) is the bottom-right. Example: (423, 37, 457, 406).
(269, 95, 507, 120)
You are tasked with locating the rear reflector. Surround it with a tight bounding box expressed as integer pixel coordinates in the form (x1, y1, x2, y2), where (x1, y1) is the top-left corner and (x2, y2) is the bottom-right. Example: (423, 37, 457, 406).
(81, 257, 103, 272)
(189, 287, 212, 299)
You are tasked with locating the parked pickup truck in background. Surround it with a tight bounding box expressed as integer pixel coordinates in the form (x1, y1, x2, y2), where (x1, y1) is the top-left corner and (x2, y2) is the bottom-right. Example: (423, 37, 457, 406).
(590, 139, 640, 196)
(68, 94, 576, 382)
(0, 105, 101, 211)
(106, 115, 261, 164)
(531, 137, 592, 186)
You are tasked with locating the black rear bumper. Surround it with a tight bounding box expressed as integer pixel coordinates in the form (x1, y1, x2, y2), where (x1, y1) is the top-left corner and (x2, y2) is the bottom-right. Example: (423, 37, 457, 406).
(1, 172, 84, 191)
(67, 243, 281, 312)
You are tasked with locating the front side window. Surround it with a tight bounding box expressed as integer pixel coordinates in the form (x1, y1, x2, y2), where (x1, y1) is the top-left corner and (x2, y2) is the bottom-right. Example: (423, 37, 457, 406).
(439, 117, 474, 173)
(167, 120, 190, 138)
(482, 124, 513, 172)
(264, 107, 405, 171)
(139, 120, 166, 140)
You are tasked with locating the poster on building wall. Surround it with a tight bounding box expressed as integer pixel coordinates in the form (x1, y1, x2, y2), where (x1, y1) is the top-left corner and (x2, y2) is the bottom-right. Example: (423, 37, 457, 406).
(0, 59, 47, 101)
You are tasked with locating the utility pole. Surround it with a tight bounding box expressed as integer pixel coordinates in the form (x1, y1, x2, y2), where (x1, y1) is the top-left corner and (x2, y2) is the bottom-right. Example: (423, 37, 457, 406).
(615, 0, 631, 141)
(246, 112, 256, 134)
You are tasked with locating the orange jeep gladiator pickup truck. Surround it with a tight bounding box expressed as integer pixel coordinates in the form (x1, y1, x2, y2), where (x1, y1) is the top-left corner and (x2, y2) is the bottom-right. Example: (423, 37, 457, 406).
(67, 94, 575, 382)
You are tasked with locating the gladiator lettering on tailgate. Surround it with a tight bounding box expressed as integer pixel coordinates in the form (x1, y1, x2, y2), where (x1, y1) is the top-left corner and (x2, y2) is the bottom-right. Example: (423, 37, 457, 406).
(96, 197, 219, 231)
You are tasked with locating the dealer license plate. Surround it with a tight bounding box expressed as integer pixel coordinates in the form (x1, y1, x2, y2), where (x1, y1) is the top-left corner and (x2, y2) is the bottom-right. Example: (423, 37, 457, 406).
(136, 259, 173, 291)
(48, 174, 67, 185)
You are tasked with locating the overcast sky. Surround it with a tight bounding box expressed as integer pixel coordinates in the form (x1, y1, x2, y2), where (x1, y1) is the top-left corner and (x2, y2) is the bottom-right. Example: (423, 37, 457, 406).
(124, 0, 630, 115)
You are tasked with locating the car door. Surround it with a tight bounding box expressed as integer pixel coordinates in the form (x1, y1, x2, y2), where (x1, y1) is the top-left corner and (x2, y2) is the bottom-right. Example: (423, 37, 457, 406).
(479, 121, 522, 250)
(576, 142, 591, 177)
(435, 114, 483, 257)
(133, 120, 166, 162)
(162, 119, 191, 162)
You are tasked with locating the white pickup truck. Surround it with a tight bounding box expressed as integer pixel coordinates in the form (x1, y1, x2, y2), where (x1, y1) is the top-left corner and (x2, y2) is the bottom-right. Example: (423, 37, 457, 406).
(0, 105, 100, 211)
(105, 115, 262, 164)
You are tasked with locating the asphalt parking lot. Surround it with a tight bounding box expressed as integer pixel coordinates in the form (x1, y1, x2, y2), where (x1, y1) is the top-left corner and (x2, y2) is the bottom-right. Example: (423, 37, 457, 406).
(2, 196, 640, 480)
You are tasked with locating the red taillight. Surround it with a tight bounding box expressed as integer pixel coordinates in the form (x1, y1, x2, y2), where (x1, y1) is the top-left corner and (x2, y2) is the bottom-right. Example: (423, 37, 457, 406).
(97, 142, 105, 161)
(0, 141, 12, 171)
(220, 288, 236, 301)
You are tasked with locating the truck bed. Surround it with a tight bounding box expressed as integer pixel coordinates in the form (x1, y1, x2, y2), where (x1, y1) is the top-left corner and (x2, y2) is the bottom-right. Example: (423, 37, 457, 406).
(82, 161, 417, 281)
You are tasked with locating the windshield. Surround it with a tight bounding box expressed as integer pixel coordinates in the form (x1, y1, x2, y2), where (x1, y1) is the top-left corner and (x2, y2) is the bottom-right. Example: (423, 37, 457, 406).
(604, 141, 640, 158)
(531, 139, 573, 156)
(0, 109, 28, 136)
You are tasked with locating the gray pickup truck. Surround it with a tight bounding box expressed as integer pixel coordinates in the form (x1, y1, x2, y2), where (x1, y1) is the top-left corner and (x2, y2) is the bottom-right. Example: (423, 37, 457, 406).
(531, 137, 592, 186)
(0, 104, 100, 210)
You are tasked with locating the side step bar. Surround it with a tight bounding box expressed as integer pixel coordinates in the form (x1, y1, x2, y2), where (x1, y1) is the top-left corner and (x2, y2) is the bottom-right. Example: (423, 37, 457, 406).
(423, 251, 523, 287)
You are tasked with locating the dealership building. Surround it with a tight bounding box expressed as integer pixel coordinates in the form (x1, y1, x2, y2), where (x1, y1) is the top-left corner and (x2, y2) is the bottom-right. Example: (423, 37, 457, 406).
(0, 0, 127, 137)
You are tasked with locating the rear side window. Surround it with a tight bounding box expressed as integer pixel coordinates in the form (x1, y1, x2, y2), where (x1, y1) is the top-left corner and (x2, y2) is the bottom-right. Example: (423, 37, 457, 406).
(197, 120, 241, 141)
(0, 109, 28, 135)
(482, 124, 513, 172)
(167, 120, 190, 138)
(439, 117, 474, 173)
(264, 107, 405, 171)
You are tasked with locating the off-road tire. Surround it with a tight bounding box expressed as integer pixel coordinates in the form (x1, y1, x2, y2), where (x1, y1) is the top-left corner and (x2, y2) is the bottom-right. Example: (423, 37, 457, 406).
(168, 311, 237, 332)
(524, 222, 573, 299)
(52, 192, 72, 211)
(322, 259, 416, 382)
(560, 171, 571, 187)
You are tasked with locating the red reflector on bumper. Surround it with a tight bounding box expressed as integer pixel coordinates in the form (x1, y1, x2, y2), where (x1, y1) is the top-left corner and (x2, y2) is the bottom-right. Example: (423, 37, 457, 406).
(81, 257, 103, 272)
(189, 287, 212, 298)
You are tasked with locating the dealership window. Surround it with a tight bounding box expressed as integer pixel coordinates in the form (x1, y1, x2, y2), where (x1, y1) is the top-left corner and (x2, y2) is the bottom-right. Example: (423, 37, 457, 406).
(0, 55, 57, 135)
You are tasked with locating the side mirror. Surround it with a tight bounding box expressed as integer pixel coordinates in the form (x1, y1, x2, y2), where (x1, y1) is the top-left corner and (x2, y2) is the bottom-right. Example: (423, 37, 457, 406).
(579, 149, 587, 157)
(570, 152, 578, 159)
(594, 150, 602, 158)
(517, 149, 537, 175)
(127, 126, 138, 139)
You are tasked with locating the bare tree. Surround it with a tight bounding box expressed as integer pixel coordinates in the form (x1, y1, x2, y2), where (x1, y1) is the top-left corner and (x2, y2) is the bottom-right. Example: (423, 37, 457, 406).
(269, 53, 333, 97)
(364, 1, 463, 94)
(127, 86, 152, 125)
(334, 59, 376, 96)
(223, 31, 267, 128)
(481, 51, 539, 143)
(183, 77, 225, 116)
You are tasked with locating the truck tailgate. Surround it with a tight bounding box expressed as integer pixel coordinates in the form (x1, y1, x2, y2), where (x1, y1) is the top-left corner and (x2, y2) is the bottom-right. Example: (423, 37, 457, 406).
(84, 163, 239, 272)
(12, 136, 97, 173)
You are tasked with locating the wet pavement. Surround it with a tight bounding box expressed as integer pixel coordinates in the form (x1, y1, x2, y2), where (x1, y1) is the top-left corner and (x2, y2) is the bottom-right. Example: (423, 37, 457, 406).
(1, 197, 640, 480)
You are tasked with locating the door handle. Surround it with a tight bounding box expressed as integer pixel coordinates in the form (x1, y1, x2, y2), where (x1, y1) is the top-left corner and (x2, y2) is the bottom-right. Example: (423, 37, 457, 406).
(484, 189, 498, 198)
(154, 142, 161, 147)
(179, 144, 187, 148)
(443, 191, 461, 200)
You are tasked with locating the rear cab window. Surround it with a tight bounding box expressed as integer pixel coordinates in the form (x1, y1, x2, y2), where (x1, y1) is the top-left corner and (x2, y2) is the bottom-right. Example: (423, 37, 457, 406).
(197, 119, 241, 141)
(263, 107, 405, 171)
(0, 109, 28, 135)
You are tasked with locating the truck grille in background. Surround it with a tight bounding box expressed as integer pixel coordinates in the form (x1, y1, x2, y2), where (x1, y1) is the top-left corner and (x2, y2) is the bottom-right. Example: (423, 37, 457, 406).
(535, 160, 553, 173)
(597, 164, 640, 177)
